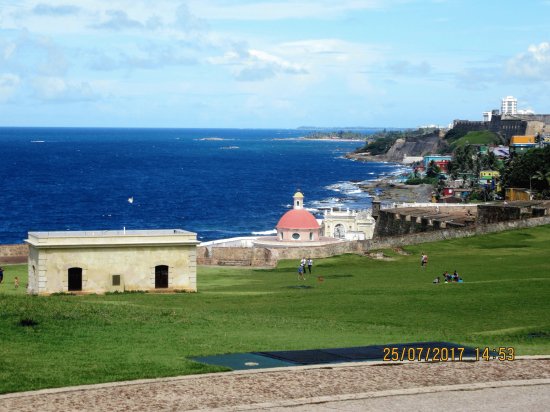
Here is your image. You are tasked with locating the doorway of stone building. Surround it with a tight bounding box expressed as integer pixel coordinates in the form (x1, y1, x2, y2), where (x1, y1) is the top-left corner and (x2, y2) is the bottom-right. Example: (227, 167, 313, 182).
(68, 267, 83, 291)
(155, 265, 169, 288)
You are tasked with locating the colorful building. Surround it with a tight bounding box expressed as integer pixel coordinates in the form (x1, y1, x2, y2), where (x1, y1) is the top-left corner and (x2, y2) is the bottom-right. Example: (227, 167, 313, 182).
(423, 155, 453, 173)
(510, 135, 536, 155)
(479, 170, 501, 191)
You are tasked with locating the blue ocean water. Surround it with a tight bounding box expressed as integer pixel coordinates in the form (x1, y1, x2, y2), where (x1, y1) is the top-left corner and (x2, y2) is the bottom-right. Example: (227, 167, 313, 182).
(0, 128, 405, 244)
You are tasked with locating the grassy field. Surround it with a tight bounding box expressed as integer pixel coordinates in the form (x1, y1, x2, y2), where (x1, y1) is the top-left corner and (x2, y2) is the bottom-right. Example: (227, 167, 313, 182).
(450, 130, 500, 148)
(1, 225, 549, 394)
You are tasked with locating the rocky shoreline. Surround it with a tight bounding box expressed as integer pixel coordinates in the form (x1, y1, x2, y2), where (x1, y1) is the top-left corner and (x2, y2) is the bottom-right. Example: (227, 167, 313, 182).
(358, 179, 434, 203)
(345, 152, 433, 204)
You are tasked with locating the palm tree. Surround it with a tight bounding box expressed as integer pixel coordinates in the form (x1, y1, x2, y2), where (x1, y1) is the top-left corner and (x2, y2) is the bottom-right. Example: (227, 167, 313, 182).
(532, 171, 550, 187)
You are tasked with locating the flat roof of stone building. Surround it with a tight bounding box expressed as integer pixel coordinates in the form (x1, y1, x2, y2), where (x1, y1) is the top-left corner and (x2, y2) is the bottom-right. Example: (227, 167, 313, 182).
(26, 229, 199, 248)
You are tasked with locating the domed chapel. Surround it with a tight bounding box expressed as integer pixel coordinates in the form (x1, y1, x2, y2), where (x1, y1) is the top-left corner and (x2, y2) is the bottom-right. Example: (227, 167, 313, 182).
(275, 191, 321, 242)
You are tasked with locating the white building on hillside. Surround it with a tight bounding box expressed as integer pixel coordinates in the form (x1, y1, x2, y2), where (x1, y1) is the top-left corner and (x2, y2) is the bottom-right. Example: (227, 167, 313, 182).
(501, 96, 518, 115)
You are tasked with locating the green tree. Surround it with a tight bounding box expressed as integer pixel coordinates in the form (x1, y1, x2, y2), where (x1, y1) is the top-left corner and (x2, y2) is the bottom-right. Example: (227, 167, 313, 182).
(426, 160, 441, 178)
(501, 146, 550, 194)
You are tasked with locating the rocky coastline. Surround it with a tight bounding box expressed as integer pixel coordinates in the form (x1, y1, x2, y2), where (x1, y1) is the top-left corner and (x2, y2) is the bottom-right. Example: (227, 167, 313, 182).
(346, 152, 433, 203)
(358, 179, 434, 203)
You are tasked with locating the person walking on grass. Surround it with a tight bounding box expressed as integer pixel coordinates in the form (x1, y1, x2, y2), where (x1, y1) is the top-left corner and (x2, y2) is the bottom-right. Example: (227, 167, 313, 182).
(307, 258, 313, 274)
(14, 276, 19, 288)
(421, 253, 428, 269)
(297, 265, 305, 281)
(0, 266, 4, 284)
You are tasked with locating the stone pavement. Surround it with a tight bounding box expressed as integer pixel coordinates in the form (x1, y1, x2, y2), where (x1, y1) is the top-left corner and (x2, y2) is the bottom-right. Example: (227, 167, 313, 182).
(219, 380, 550, 411)
(1, 358, 549, 411)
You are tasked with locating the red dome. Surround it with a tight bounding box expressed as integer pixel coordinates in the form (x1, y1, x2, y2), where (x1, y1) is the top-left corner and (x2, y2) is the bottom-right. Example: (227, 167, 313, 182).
(276, 209, 320, 230)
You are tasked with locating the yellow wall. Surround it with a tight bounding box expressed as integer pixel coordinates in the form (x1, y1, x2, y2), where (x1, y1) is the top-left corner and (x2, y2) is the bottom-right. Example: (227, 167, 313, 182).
(28, 245, 196, 295)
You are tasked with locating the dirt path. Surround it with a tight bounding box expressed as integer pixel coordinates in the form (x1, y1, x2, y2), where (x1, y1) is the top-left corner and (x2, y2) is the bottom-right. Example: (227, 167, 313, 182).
(0, 359, 548, 411)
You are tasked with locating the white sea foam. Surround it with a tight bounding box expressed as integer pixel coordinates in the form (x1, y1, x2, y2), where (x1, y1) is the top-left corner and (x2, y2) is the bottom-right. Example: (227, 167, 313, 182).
(251, 229, 277, 236)
(325, 181, 363, 195)
(31, 140, 45, 143)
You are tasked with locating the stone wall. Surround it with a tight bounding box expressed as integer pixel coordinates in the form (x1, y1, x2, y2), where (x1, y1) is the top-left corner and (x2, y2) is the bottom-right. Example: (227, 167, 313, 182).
(0, 244, 29, 264)
(361, 215, 550, 251)
(5, 215, 550, 269)
(197, 241, 361, 267)
(197, 246, 277, 267)
(374, 205, 477, 237)
(477, 204, 521, 224)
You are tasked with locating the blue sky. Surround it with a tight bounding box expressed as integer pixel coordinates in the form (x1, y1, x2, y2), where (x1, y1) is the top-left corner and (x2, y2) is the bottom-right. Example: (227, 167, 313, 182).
(1, 0, 549, 128)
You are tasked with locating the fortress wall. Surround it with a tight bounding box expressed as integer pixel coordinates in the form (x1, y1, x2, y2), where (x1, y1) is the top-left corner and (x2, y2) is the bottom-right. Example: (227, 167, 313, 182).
(0, 244, 29, 264)
(362, 215, 550, 251)
(477, 204, 521, 224)
(6, 216, 550, 268)
(197, 241, 361, 267)
(197, 246, 278, 267)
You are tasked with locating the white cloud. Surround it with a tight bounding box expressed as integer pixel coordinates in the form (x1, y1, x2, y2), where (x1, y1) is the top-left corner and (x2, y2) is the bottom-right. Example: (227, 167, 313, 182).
(209, 48, 307, 81)
(507, 42, 550, 81)
(31, 76, 99, 102)
(32, 4, 81, 16)
(88, 43, 199, 71)
(0, 73, 20, 102)
(91, 9, 145, 30)
(189, 0, 388, 20)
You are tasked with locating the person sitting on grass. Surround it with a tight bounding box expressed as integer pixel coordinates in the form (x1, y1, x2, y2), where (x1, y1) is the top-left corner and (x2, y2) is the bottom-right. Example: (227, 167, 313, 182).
(433, 276, 440, 284)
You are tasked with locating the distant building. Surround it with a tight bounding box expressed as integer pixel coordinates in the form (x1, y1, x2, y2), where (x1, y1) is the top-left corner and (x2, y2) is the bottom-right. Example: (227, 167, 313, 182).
(253, 191, 341, 248)
(501, 96, 518, 115)
(490, 145, 510, 158)
(423, 155, 453, 173)
(275, 191, 321, 242)
(479, 170, 501, 191)
(322, 208, 375, 240)
(25, 229, 199, 295)
(402, 155, 424, 165)
(482, 111, 493, 122)
(505, 188, 533, 201)
(510, 135, 536, 155)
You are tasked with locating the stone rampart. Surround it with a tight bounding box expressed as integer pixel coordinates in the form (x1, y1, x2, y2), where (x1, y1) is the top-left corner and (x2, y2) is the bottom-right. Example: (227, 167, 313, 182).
(197, 241, 361, 267)
(5, 215, 550, 268)
(0, 244, 29, 264)
(361, 215, 550, 251)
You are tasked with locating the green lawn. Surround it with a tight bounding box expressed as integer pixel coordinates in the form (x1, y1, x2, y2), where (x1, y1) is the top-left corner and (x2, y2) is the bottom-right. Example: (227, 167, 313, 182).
(1, 225, 549, 394)
(450, 130, 500, 148)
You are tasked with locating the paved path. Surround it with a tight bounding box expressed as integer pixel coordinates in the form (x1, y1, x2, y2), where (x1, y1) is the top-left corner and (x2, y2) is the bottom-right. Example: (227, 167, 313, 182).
(257, 382, 550, 411)
(1, 358, 549, 411)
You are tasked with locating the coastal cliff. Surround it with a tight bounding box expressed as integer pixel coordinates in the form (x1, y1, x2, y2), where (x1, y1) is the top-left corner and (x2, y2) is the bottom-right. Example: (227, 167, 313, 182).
(347, 130, 449, 163)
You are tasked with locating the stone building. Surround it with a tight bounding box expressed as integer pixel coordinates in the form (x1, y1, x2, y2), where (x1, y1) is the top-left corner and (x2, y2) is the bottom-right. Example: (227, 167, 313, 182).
(25, 229, 198, 295)
(322, 208, 375, 240)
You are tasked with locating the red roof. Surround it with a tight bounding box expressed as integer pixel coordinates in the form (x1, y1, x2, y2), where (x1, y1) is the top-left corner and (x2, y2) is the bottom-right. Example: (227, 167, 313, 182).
(276, 209, 320, 230)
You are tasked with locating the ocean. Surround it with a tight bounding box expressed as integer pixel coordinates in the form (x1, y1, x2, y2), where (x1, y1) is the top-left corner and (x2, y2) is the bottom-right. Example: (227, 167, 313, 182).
(0, 128, 406, 244)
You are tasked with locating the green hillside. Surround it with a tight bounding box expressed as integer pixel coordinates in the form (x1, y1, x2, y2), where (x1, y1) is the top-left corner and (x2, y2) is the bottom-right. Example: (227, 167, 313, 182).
(450, 131, 500, 149)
